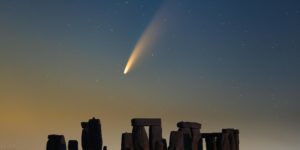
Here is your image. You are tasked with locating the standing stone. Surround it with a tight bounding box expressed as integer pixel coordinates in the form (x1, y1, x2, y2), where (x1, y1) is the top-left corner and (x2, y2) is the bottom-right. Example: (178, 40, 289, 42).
(222, 129, 240, 150)
(47, 134, 67, 150)
(191, 129, 201, 150)
(229, 133, 237, 150)
(221, 131, 230, 150)
(177, 121, 202, 150)
(149, 126, 162, 150)
(178, 128, 192, 150)
(155, 140, 165, 150)
(81, 118, 103, 150)
(121, 133, 134, 150)
(162, 138, 168, 150)
(197, 138, 203, 150)
(68, 140, 78, 150)
(202, 133, 222, 150)
(234, 130, 239, 150)
(132, 126, 150, 150)
(81, 122, 88, 150)
(205, 135, 218, 150)
(88, 118, 103, 150)
(174, 131, 184, 150)
(168, 131, 178, 150)
(216, 135, 222, 150)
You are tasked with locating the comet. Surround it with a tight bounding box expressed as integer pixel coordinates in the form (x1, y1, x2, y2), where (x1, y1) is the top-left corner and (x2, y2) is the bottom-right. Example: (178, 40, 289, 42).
(123, 3, 167, 75)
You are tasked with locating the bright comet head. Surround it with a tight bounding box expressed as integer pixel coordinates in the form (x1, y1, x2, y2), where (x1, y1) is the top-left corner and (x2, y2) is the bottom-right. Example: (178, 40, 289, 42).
(123, 5, 166, 75)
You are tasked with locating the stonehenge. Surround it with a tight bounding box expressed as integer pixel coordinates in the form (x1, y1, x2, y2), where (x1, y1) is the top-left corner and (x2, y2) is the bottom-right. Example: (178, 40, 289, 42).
(46, 134, 67, 150)
(46, 117, 239, 150)
(68, 140, 78, 150)
(168, 121, 202, 150)
(121, 133, 134, 150)
(202, 129, 239, 150)
(129, 118, 163, 150)
(81, 117, 103, 150)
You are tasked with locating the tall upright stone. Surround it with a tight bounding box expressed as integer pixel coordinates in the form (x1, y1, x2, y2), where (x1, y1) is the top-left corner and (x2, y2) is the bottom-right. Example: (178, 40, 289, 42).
(222, 129, 239, 150)
(177, 121, 202, 150)
(234, 130, 240, 150)
(168, 131, 178, 150)
(131, 118, 162, 150)
(178, 128, 192, 150)
(202, 134, 219, 150)
(121, 133, 134, 150)
(204, 136, 212, 150)
(149, 125, 162, 150)
(68, 140, 78, 150)
(132, 126, 150, 150)
(156, 140, 166, 150)
(81, 117, 103, 150)
(81, 122, 88, 150)
(168, 130, 184, 150)
(88, 118, 103, 150)
(191, 128, 201, 150)
(162, 138, 168, 150)
(174, 130, 184, 150)
(47, 134, 67, 150)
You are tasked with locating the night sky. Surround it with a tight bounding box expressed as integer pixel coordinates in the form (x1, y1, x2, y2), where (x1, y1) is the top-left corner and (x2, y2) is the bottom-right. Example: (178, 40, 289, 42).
(0, 0, 300, 150)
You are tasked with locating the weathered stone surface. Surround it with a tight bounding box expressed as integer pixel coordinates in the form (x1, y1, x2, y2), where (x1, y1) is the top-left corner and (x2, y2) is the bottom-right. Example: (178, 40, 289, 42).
(205, 136, 217, 150)
(229, 133, 237, 150)
(81, 118, 103, 150)
(174, 131, 184, 150)
(132, 126, 150, 150)
(221, 129, 239, 150)
(47, 134, 66, 150)
(202, 133, 224, 150)
(81, 122, 88, 150)
(68, 140, 78, 150)
(149, 125, 162, 150)
(177, 122, 201, 129)
(162, 138, 168, 150)
(121, 133, 133, 150)
(191, 128, 201, 150)
(168, 131, 184, 150)
(131, 118, 161, 126)
(216, 135, 222, 150)
(221, 132, 230, 150)
(155, 141, 164, 150)
(168, 131, 177, 150)
(178, 128, 192, 150)
(198, 138, 203, 150)
(234, 130, 240, 150)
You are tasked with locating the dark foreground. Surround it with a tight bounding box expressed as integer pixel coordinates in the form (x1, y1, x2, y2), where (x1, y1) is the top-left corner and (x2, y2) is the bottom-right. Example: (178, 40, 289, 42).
(46, 118, 239, 150)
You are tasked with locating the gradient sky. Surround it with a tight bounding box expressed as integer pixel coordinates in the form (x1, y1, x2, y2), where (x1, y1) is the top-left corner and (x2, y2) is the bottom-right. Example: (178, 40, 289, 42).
(0, 0, 300, 150)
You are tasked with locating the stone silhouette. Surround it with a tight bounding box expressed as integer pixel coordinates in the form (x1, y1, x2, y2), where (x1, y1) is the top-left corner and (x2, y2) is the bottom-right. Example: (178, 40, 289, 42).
(46, 118, 239, 150)
(202, 129, 239, 150)
(68, 140, 78, 150)
(121, 133, 134, 150)
(46, 135, 67, 150)
(81, 117, 103, 150)
(167, 122, 202, 150)
(132, 118, 163, 150)
(202, 133, 221, 150)
(132, 125, 150, 150)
